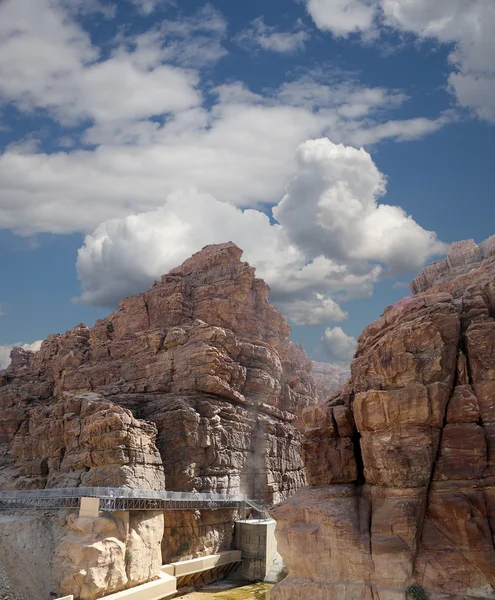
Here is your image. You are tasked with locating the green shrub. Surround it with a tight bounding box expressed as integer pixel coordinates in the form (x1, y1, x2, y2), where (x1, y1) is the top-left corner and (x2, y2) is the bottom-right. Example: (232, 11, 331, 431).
(406, 585, 429, 600)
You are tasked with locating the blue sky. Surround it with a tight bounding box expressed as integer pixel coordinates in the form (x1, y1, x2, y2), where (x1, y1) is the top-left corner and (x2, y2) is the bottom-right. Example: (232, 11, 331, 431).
(1, 0, 494, 367)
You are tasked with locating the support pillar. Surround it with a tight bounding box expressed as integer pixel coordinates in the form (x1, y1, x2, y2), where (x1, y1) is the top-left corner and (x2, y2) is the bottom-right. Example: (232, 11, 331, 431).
(79, 497, 100, 518)
(234, 518, 277, 581)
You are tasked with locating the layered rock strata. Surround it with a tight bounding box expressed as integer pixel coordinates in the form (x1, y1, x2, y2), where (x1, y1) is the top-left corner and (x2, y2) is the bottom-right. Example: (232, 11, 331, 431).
(272, 236, 495, 600)
(1, 242, 314, 502)
(312, 361, 350, 403)
(0, 242, 316, 599)
(0, 392, 165, 600)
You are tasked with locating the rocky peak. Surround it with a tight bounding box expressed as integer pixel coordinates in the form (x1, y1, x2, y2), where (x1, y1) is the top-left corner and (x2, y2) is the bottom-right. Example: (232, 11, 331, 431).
(7, 347, 35, 372)
(1, 243, 316, 504)
(410, 234, 495, 294)
(168, 242, 244, 276)
(272, 233, 495, 600)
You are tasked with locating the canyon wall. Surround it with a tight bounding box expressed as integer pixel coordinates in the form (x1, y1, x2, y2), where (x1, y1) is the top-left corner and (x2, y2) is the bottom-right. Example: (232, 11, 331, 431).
(0, 242, 317, 598)
(312, 361, 350, 403)
(272, 236, 495, 600)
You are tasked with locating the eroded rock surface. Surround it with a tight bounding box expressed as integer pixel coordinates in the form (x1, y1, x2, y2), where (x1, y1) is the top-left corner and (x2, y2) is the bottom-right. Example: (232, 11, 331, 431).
(1, 242, 314, 502)
(272, 235, 495, 600)
(312, 361, 350, 403)
(11, 393, 165, 490)
(0, 243, 316, 599)
(54, 509, 164, 600)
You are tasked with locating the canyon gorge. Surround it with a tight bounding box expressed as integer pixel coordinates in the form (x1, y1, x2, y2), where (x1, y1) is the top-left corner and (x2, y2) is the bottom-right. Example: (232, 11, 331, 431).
(0, 242, 317, 599)
(0, 236, 494, 600)
(272, 235, 495, 600)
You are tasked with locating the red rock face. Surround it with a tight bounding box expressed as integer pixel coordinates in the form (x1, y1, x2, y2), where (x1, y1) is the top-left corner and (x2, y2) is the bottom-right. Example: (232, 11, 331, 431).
(0, 243, 315, 504)
(272, 236, 495, 600)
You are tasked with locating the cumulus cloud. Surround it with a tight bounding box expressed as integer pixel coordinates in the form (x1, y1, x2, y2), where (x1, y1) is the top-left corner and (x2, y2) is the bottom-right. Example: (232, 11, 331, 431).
(0, 340, 43, 370)
(274, 139, 446, 273)
(305, 0, 376, 37)
(320, 326, 358, 363)
(0, 72, 451, 236)
(122, 4, 227, 68)
(0, 0, 201, 125)
(279, 294, 348, 326)
(76, 188, 373, 323)
(382, 0, 495, 122)
(235, 17, 309, 54)
(76, 139, 444, 326)
(0, 1, 454, 237)
(304, 0, 495, 122)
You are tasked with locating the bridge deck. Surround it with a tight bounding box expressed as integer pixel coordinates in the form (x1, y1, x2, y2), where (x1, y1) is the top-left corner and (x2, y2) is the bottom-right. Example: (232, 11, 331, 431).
(0, 487, 268, 516)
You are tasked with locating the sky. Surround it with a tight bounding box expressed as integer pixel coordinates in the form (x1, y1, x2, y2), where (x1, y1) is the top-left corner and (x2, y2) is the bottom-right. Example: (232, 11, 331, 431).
(1, 0, 494, 368)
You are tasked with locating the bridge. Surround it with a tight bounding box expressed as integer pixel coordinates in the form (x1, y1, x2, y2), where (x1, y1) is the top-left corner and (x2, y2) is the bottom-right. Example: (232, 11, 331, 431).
(0, 487, 270, 518)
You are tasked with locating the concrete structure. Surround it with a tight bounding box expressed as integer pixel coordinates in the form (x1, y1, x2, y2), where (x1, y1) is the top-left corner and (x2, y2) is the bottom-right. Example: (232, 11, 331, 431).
(163, 550, 242, 588)
(53, 551, 243, 600)
(101, 573, 176, 600)
(79, 497, 100, 518)
(235, 518, 278, 581)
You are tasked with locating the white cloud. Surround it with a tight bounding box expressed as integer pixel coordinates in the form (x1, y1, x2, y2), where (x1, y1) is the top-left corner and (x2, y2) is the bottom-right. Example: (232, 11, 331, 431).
(62, 0, 117, 19)
(305, 0, 495, 122)
(305, 0, 377, 37)
(0, 73, 450, 236)
(0, 0, 201, 125)
(278, 294, 348, 326)
(121, 4, 227, 68)
(0, 1, 453, 237)
(235, 17, 309, 54)
(75, 139, 444, 326)
(76, 188, 368, 322)
(0, 341, 43, 370)
(0, 303, 6, 316)
(349, 112, 455, 145)
(320, 326, 357, 363)
(273, 138, 446, 273)
(130, 0, 175, 16)
(381, 0, 495, 122)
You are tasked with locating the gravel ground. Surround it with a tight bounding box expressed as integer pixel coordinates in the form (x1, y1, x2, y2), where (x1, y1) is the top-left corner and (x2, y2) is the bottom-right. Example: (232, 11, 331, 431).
(0, 562, 29, 600)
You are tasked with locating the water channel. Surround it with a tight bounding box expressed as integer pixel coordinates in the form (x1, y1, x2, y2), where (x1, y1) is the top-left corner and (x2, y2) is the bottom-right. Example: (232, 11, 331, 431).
(177, 581, 273, 599)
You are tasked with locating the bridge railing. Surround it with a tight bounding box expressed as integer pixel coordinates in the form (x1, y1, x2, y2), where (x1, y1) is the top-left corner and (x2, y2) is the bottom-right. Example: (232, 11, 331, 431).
(0, 488, 274, 518)
(0, 488, 248, 502)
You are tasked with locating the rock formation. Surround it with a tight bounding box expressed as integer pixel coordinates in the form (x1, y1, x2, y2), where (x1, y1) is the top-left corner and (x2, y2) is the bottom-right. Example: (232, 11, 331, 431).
(312, 361, 350, 403)
(272, 236, 495, 600)
(0, 242, 316, 598)
(1, 242, 314, 500)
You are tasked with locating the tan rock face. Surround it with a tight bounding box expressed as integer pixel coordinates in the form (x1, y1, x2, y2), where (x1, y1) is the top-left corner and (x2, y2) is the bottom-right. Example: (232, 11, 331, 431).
(0, 243, 316, 599)
(11, 393, 165, 490)
(0, 242, 314, 504)
(272, 235, 495, 600)
(54, 510, 164, 600)
(311, 362, 350, 403)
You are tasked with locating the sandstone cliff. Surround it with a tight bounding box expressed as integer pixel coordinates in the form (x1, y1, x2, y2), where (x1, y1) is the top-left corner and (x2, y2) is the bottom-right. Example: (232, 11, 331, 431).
(312, 361, 350, 403)
(1, 242, 314, 501)
(0, 242, 316, 598)
(272, 236, 495, 600)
